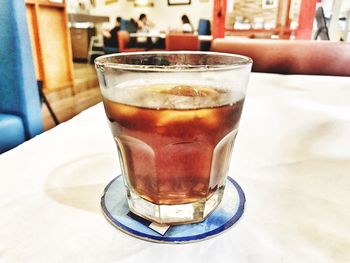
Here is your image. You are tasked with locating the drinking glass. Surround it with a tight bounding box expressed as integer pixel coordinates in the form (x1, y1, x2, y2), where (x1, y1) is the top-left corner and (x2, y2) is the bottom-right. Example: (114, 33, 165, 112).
(95, 52, 252, 224)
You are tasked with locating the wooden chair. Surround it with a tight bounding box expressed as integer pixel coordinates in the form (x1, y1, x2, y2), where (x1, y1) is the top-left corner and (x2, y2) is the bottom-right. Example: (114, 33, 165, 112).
(165, 33, 200, 51)
(211, 38, 350, 76)
(88, 36, 104, 63)
(118, 31, 145, 52)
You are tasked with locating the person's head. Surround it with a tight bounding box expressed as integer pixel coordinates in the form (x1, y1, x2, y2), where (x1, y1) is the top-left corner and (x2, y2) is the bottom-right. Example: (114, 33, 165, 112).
(181, 15, 190, 24)
(139, 13, 147, 22)
(116, 16, 122, 25)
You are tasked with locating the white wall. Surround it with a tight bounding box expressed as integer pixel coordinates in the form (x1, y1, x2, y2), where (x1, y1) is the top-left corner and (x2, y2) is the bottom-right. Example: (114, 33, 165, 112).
(322, 0, 350, 17)
(89, 0, 213, 31)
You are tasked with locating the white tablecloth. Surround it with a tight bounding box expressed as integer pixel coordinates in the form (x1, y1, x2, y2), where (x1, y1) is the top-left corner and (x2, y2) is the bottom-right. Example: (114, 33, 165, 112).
(1, 73, 349, 263)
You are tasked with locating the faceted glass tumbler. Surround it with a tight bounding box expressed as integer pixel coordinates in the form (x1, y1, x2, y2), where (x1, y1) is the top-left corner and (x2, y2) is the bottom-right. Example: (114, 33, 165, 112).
(95, 52, 252, 224)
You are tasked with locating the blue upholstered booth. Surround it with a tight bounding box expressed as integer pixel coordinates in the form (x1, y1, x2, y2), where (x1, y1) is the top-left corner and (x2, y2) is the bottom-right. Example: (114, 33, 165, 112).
(0, 1, 43, 154)
(121, 19, 137, 33)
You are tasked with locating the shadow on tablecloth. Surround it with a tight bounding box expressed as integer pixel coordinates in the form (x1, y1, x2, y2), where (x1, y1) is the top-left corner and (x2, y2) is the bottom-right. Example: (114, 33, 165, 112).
(45, 153, 118, 214)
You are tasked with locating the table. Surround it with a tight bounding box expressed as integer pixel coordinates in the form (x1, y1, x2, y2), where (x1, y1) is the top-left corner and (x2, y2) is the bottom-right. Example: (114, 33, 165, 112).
(130, 32, 167, 39)
(1, 73, 350, 262)
(198, 35, 213, 41)
(129, 33, 213, 42)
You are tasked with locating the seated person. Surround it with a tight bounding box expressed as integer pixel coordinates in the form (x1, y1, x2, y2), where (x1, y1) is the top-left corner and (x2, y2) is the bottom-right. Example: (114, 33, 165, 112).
(181, 15, 194, 33)
(102, 17, 121, 53)
(136, 14, 155, 49)
(137, 13, 154, 33)
(168, 15, 194, 34)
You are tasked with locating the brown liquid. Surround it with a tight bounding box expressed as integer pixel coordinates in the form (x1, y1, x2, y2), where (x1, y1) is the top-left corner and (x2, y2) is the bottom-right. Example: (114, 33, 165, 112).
(102, 85, 244, 205)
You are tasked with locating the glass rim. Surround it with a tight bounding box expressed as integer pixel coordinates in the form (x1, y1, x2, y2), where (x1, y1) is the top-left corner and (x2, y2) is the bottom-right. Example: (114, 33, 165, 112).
(94, 51, 253, 72)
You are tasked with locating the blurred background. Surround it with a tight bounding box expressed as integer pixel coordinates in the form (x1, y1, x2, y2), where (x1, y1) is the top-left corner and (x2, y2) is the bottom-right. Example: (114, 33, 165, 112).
(1, 0, 349, 153)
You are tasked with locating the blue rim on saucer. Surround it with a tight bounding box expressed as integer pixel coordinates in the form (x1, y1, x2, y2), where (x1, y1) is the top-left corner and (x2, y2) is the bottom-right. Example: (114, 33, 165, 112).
(101, 175, 245, 243)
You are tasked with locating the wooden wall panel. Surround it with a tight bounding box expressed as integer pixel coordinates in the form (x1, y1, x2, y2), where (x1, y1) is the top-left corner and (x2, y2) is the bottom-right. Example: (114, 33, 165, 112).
(37, 6, 73, 91)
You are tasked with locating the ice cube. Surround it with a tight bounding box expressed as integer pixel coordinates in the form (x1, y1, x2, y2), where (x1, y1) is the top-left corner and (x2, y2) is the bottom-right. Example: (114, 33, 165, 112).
(198, 87, 219, 98)
(157, 107, 219, 128)
(163, 85, 199, 97)
(106, 83, 236, 110)
(114, 103, 139, 117)
(162, 85, 220, 99)
(195, 109, 218, 128)
(157, 111, 196, 126)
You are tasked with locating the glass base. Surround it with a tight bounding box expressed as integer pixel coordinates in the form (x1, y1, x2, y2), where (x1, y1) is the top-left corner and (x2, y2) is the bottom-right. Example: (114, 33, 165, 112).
(126, 188, 224, 225)
(100, 175, 245, 243)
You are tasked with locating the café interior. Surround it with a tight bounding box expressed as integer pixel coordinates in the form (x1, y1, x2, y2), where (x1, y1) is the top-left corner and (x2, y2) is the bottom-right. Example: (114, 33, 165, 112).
(1, 0, 349, 153)
(1, 0, 350, 261)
